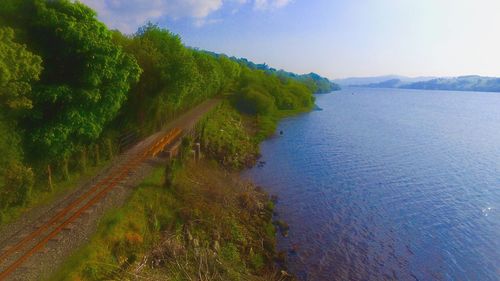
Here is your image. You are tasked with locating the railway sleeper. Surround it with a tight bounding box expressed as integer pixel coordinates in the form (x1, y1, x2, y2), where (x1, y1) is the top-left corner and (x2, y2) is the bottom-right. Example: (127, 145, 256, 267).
(49, 234, 63, 242)
(82, 209, 94, 216)
(35, 246, 50, 254)
(61, 223, 76, 231)
(0, 245, 12, 254)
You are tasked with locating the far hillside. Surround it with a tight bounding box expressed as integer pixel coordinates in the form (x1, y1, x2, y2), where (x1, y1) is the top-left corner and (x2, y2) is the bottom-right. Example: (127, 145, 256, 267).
(213, 55, 341, 93)
(333, 75, 435, 87)
(350, 75, 500, 93)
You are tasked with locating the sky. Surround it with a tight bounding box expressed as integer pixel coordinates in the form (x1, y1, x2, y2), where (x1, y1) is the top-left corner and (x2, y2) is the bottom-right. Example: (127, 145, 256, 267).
(80, 0, 500, 79)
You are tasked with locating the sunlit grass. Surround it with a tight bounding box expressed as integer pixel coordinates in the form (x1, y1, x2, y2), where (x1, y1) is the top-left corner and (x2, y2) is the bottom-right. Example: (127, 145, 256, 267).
(50, 159, 279, 281)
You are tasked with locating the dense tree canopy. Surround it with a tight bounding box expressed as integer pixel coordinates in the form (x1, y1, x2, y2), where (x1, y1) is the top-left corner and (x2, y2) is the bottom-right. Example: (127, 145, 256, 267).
(113, 24, 244, 133)
(115, 24, 203, 131)
(0, 27, 42, 112)
(1, 0, 141, 162)
(233, 56, 340, 93)
(0, 0, 331, 211)
(0, 27, 42, 210)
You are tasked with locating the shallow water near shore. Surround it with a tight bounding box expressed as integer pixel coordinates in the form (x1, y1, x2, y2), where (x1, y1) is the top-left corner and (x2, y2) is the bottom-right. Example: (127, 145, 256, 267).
(244, 88, 500, 280)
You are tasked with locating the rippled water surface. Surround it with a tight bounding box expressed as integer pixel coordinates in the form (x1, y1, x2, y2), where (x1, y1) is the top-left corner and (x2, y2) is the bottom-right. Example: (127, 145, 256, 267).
(244, 88, 500, 280)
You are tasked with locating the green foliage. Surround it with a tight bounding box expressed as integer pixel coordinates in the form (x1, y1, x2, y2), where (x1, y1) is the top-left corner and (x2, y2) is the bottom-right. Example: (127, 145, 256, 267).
(0, 0, 141, 221)
(297, 72, 341, 93)
(0, 123, 35, 212)
(221, 242, 241, 264)
(0, 118, 22, 173)
(0, 0, 318, 227)
(50, 167, 175, 280)
(178, 136, 193, 162)
(0, 28, 39, 211)
(250, 253, 265, 270)
(114, 23, 242, 134)
(198, 103, 258, 169)
(0, 27, 42, 112)
(234, 67, 314, 117)
(235, 56, 340, 93)
(237, 87, 276, 115)
(217, 54, 242, 91)
(52, 160, 279, 281)
(1, 0, 141, 162)
(0, 162, 34, 209)
(112, 23, 314, 137)
(264, 222, 276, 238)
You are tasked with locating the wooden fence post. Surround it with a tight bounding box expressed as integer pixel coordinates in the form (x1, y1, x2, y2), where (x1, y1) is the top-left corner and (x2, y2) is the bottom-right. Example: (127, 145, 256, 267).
(81, 146, 87, 172)
(62, 156, 70, 181)
(95, 144, 100, 164)
(107, 139, 113, 160)
(47, 164, 53, 191)
(194, 142, 201, 162)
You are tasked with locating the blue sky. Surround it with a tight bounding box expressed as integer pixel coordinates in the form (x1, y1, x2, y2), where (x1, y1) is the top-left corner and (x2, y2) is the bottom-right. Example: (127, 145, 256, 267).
(81, 0, 500, 79)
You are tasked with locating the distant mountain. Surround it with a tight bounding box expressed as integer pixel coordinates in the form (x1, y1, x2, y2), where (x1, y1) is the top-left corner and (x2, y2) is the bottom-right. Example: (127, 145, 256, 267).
(333, 75, 435, 86)
(401, 76, 500, 92)
(358, 78, 405, 88)
(353, 75, 500, 93)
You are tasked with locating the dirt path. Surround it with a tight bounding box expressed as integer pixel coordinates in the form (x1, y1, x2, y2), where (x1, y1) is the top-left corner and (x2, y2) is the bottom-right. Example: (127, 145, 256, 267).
(0, 99, 221, 281)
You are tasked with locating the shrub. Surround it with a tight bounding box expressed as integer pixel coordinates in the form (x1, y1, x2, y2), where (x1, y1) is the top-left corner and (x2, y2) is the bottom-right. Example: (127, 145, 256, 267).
(0, 163, 34, 209)
(236, 87, 275, 115)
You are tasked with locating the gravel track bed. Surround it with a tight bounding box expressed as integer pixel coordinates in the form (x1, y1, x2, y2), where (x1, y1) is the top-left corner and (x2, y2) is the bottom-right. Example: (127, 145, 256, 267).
(0, 133, 163, 281)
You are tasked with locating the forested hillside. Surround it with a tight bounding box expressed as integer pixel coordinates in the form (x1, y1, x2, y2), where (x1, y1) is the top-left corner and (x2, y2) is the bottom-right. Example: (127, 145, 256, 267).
(353, 75, 500, 93)
(234, 57, 341, 93)
(400, 76, 500, 92)
(0, 0, 331, 221)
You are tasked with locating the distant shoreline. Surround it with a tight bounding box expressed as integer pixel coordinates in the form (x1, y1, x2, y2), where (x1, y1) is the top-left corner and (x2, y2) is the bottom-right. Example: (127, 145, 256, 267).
(345, 85, 500, 94)
(338, 75, 500, 93)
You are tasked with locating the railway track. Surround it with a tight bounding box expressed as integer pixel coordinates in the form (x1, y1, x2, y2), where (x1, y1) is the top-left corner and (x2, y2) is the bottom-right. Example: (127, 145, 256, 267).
(0, 128, 183, 280)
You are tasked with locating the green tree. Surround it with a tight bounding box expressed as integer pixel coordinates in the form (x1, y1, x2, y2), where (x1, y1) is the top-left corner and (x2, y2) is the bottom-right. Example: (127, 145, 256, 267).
(116, 24, 204, 133)
(0, 27, 41, 210)
(237, 87, 275, 115)
(217, 55, 241, 92)
(0, 27, 42, 112)
(192, 50, 223, 99)
(0, 0, 141, 163)
(0, 114, 35, 210)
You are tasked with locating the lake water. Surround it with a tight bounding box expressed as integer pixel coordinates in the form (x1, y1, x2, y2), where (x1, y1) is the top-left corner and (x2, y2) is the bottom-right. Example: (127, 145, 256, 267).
(244, 88, 500, 280)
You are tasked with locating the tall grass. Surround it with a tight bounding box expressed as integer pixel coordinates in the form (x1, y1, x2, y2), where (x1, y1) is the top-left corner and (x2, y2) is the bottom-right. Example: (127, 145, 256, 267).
(50, 158, 284, 281)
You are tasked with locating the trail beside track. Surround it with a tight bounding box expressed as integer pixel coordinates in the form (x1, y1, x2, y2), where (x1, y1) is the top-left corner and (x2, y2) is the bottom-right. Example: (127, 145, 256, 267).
(0, 99, 220, 280)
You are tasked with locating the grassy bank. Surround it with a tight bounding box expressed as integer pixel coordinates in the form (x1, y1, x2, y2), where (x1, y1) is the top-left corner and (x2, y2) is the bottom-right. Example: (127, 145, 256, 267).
(49, 103, 306, 281)
(50, 159, 284, 281)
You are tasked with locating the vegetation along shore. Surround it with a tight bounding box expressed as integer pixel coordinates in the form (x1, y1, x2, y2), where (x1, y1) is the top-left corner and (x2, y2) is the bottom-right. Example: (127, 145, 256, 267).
(0, 0, 339, 279)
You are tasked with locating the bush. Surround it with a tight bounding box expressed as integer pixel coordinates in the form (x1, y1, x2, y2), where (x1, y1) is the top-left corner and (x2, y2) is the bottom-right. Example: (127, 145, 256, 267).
(0, 163, 34, 209)
(236, 87, 275, 115)
(198, 104, 258, 169)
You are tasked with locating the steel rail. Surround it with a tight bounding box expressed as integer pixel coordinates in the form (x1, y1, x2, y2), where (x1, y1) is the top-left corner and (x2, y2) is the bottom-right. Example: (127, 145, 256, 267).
(0, 128, 182, 280)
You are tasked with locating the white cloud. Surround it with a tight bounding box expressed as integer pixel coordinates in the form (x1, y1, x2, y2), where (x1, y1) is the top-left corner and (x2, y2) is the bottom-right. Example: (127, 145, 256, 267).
(80, 0, 222, 32)
(166, 0, 223, 18)
(79, 0, 291, 33)
(193, 17, 223, 27)
(254, 0, 292, 10)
